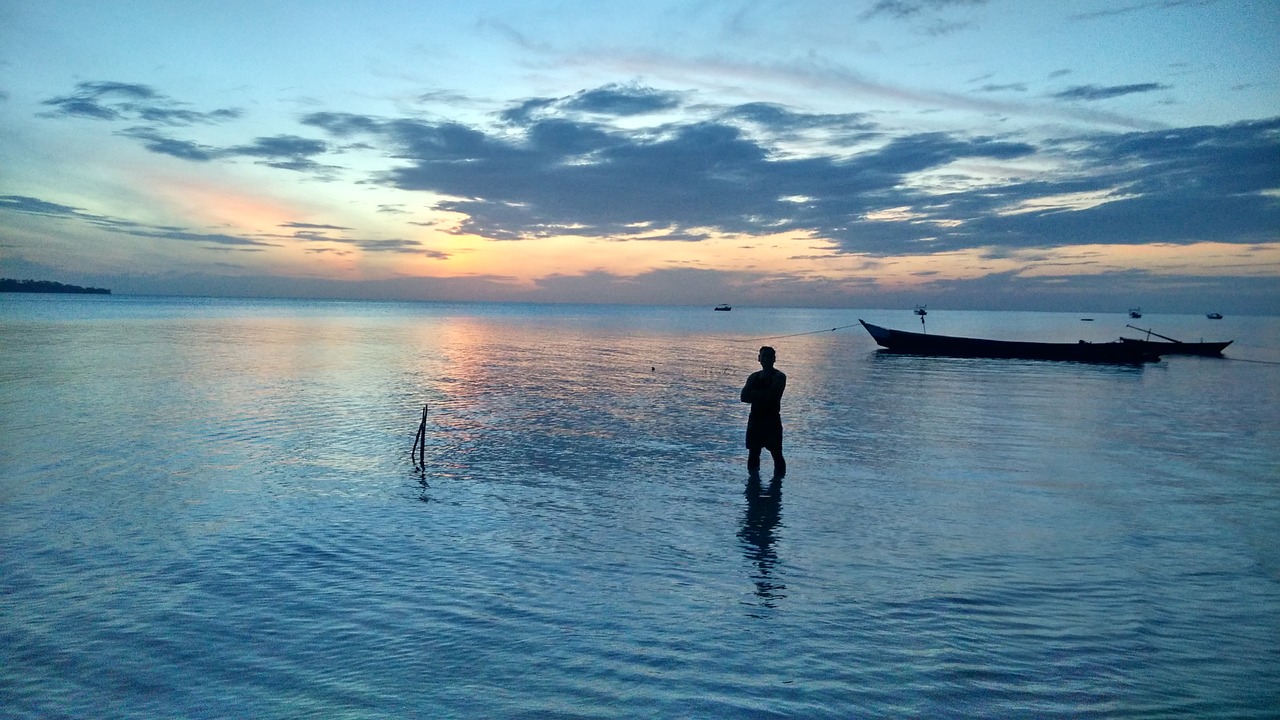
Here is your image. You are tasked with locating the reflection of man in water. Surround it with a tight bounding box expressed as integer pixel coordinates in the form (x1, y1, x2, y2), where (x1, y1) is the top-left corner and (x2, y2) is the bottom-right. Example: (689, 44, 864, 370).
(740, 345, 786, 477)
(739, 472, 785, 606)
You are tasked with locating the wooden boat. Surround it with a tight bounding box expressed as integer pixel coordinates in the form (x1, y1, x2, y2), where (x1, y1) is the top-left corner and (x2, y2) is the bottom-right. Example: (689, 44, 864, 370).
(1129, 307, 1143, 319)
(1120, 325, 1232, 356)
(859, 320, 1160, 363)
(714, 304, 732, 311)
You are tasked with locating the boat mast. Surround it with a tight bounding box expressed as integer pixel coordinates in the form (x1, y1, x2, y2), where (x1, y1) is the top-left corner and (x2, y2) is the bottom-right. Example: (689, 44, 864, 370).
(1125, 324, 1183, 343)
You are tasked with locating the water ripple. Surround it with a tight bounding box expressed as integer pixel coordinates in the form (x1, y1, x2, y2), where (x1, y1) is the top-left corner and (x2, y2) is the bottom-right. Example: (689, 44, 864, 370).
(3, 301, 1279, 718)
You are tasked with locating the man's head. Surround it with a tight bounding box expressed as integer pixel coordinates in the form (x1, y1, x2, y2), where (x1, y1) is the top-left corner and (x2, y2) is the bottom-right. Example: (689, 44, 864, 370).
(758, 346, 776, 367)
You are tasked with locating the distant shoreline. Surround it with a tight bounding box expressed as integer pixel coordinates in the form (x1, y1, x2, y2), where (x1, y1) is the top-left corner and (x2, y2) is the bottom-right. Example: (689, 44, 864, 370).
(0, 278, 111, 295)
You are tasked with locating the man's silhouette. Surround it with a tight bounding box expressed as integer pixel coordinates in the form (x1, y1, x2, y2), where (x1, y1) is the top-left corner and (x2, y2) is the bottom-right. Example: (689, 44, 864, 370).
(740, 345, 786, 477)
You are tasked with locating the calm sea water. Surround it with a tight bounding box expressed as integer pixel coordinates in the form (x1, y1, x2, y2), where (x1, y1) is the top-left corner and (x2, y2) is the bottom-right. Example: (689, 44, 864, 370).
(2, 294, 1279, 719)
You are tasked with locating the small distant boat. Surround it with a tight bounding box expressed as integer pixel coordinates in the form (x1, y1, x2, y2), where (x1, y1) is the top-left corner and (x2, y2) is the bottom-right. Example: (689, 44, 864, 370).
(1081, 318, 1094, 322)
(1206, 312, 1223, 319)
(1121, 325, 1232, 356)
(714, 304, 732, 311)
(914, 305, 928, 316)
(859, 320, 1159, 363)
(1129, 307, 1143, 319)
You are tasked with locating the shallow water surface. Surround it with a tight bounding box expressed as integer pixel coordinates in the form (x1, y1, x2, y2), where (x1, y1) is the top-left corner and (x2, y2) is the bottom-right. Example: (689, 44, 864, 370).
(2, 296, 1279, 718)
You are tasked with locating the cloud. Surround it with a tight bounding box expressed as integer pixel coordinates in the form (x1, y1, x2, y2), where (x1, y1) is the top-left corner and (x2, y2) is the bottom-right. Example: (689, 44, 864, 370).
(26, 81, 1280, 271)
(859, 118, 1280, 252)
(279, 224, 450, 258)
(226, 135, 330, 171)
(0, 194, 273, 247)
(857, 0, 988, 31)
(976, 83, 1028, 93)
(114, 127, 330, 170)
(300, 111, 383, 138)
(41, 81, 240, 124)
(118, 127, 220, 161)
(1052, 83, 1170, 101)
(41, 82, 328, 171)
(118, 227, 275, 247)
(719, 102, 877, 141)
(0, 195, 84, 217)
(303, 103, 1033, 247)
(344, 238, 449, 257)
(860, 0, 988, 21)
(1068, 0, 1220, 22)
(299, 93, 1278, 259)
(282, 222, 352, 231)
(2, 191, 435, 257)
(40, 81, 156, 120)
(561, 84, 683, 116)
(500, 84, 683, 125)
(534, 47, 1160, 130)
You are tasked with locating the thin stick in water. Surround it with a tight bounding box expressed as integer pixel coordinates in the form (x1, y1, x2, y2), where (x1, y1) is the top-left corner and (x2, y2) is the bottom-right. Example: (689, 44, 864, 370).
(414, 404, 428, 468)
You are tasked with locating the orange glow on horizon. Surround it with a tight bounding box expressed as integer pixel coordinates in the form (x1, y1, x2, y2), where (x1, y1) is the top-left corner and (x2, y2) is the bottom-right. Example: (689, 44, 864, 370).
(142, 174, 303, 232)
(355, 233, 1280, 292)
(267, 230, 1280, 293)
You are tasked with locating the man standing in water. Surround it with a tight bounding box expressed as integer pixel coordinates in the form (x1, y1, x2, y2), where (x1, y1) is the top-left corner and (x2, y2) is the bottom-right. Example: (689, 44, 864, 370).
(741, 346, 787, 477)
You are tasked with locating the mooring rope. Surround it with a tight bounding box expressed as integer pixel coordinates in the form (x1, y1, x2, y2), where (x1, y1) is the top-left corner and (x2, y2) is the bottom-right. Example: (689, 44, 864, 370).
(729, 322, 863, 343)
(1223, 356, 1280, 366)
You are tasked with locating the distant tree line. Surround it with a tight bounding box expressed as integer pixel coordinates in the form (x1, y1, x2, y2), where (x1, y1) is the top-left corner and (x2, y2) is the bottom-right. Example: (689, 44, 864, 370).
(0, 278, 111, 294)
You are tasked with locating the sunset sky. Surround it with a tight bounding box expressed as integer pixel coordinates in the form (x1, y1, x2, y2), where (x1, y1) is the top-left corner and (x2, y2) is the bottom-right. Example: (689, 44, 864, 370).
(2, 0, 1277, 312)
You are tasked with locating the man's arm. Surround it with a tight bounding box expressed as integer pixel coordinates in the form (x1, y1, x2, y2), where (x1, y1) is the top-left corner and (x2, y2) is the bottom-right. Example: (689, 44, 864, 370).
(741, 370, 785, 404)
(740, 372, 758, 403)
(761, 371, 786, 403)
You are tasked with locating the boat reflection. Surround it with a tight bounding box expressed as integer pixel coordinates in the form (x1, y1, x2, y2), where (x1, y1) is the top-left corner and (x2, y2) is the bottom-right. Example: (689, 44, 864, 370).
(739, 473, 785, 607)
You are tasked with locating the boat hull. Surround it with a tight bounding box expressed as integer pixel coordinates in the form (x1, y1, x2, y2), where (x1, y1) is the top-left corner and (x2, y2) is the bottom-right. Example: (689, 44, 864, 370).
(859, 320, 1159, 363)
(1119, 338, 1231, 356)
